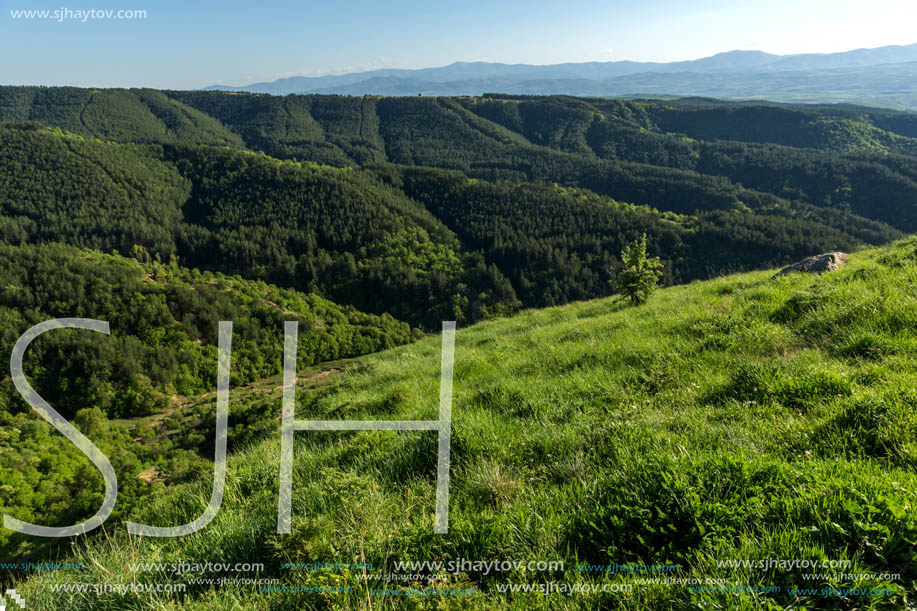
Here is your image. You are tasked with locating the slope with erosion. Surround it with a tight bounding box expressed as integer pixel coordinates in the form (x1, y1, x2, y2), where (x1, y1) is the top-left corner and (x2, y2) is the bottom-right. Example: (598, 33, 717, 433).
(13, 237, 917, 609)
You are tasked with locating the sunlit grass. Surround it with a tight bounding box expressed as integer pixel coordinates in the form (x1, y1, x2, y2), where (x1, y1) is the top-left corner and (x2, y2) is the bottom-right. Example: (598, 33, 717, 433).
(15, 239, 917, 609)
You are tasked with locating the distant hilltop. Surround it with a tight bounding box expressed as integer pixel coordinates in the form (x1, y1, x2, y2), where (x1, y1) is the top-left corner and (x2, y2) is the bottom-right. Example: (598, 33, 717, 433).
(205, 44, 917, 110)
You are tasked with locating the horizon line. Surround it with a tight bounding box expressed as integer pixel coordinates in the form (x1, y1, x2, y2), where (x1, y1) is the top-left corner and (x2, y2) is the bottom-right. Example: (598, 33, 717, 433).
(204, 41, 917, 89)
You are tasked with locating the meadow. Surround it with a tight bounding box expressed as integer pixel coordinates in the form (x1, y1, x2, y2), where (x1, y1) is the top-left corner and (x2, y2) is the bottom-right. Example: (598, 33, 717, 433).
(11, 238, 917, 609)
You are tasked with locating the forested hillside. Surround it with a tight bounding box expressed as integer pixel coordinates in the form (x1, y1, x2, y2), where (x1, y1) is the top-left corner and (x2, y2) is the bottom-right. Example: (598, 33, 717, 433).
(3, 90, 917, 329)
(0, 87, 242, 146)
(371, 165, 869, 305)
(168, 92, 917, 235)
(0, 243, 416, 558)
(164, 91, 917, 232)
(0, 124, 515, 326)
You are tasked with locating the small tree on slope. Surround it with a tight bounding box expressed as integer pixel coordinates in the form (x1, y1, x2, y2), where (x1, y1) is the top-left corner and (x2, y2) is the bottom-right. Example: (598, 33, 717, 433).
(617, 233, 663, 305)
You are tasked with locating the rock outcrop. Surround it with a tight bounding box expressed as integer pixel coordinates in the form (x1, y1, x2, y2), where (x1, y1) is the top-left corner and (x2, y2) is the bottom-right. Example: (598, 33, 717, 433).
(774, 252, 848, 277)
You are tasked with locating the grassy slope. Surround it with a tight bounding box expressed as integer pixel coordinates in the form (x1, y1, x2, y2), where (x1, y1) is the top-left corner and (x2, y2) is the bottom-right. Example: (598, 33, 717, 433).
(13, 239, 917, 610)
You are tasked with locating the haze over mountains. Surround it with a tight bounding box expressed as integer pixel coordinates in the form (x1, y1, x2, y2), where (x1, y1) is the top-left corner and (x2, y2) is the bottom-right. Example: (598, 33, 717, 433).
(206, 44, 917, 109)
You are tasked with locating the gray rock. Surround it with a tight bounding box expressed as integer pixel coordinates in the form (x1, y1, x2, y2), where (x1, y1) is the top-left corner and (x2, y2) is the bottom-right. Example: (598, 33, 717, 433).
(774, 252, 848, 277)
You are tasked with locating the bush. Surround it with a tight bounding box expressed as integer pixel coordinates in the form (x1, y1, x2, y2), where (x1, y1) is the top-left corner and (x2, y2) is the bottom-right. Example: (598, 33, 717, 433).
(617, 233, 663, 305)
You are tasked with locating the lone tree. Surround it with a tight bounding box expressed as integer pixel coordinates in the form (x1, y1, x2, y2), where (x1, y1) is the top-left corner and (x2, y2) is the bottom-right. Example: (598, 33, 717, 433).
(617, 233, 663, 305)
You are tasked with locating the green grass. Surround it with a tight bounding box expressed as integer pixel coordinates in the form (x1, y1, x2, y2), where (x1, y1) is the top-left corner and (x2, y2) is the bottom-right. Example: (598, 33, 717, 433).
(11, 239, 917, 609)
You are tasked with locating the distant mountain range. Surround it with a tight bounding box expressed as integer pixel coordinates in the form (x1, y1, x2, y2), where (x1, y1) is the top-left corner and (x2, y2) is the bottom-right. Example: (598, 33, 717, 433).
(205, 44, 917, 109)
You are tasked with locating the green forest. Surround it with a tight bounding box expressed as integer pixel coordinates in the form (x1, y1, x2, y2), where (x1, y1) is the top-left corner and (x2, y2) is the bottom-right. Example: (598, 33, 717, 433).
(3, 89, 917, 329)
(0, 243, 415, 556)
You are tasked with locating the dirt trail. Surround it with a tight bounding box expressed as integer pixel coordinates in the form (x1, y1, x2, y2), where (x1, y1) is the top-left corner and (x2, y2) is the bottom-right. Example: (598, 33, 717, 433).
(146, 367, 345, 429)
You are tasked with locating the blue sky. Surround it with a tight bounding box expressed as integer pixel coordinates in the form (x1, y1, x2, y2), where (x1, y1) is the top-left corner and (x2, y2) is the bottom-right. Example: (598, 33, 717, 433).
(1, 0, 916, 88)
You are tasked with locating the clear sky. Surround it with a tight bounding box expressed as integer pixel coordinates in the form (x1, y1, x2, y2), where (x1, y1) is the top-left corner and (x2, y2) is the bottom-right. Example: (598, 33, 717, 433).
(1, 0, 916, 89)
